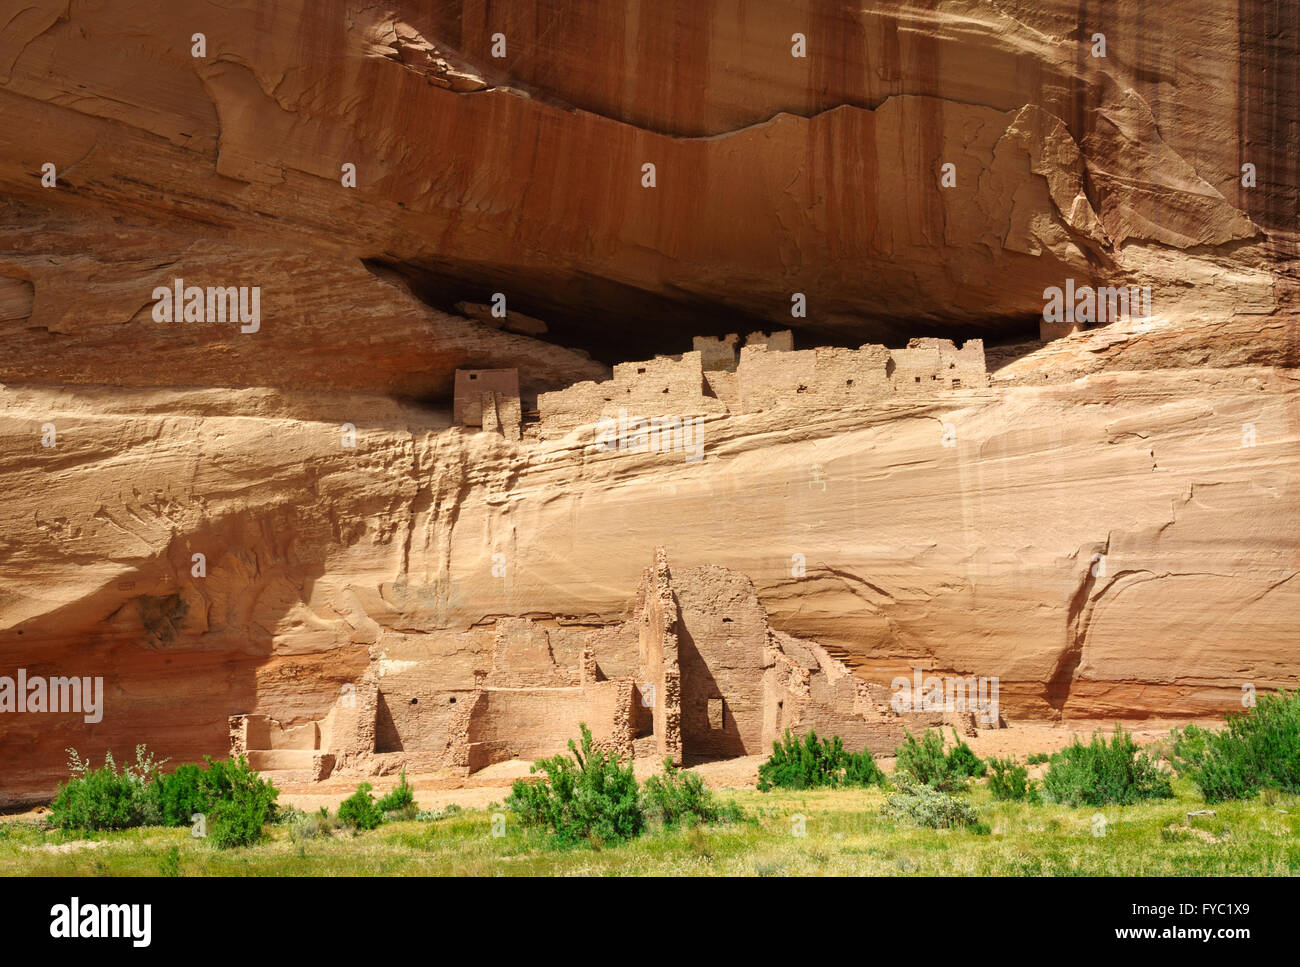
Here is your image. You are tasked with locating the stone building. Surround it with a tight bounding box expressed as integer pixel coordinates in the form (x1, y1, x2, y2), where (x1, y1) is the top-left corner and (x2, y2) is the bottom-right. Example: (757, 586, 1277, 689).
(738, 337, 987, 411)
(692, 334, 740, 371)
(453, 368, 521, 441)
(535, 350, 728, 440)
(235, 549, 969, 779)
(534, 335, 986, 443)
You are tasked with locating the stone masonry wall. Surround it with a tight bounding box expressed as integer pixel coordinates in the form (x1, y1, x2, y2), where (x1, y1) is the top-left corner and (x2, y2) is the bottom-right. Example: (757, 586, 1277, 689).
(537, 351, 727, 439)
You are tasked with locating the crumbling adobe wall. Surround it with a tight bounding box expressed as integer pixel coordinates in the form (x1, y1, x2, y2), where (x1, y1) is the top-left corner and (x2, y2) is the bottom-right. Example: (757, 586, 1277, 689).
(766, 632, 943, 754)
(461, 680, 633, 771)
(703, 369, 739, 408)
(329, 668, 379, 765)
(737, 338, 986, 411)
(892, 338, 988, 393)
(737, 344, 891, 411)
(537, 351, 727, 439)
(454, 368, 521, 439)
(488, 617, 576, 687)
(637, 547, 683, 763)
(672, 564, 772, 759)
(693, 334, 739, 371)
(441, 617, 638, 772)
(295, 552, 972, 781)
(479, 390, 522, 441)
(640, 550, 952, 759)
(745, 330, 794, 351)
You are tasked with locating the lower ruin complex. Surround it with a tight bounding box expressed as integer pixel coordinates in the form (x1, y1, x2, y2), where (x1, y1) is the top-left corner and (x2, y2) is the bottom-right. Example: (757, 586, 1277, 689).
(230, 549, 971, 780)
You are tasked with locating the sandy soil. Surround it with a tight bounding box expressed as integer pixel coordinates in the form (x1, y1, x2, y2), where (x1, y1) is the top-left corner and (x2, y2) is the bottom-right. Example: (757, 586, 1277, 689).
(5, 717, 1219, 818)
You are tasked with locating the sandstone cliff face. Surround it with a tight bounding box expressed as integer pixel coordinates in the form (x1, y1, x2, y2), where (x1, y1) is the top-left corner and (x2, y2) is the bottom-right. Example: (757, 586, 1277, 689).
(0, 2, 1297, 803)
(1, 0, 1294, 368)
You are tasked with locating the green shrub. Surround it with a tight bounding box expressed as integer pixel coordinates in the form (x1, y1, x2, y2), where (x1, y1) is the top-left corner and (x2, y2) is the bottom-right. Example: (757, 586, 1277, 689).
(988, 756, 1030, 801)
(49, 748, 277, 846)
(1041, 725, 1173, 806)
(1026, 752, 1050, 765)
(377, 769, 416, 815)
(640, 758, 742, 829)
(945, 731, 987, 779)
(337, 782, 384, 831)
(50, 746, 163, 831)
(205, 759, 279, 848)
(506, 723, 642, 847)
(757, 729, 885, 791)
(883, 774, 986, 830)
(151, 763, 207, 826)
(1172, 691, 1300, 802)
(1169, 723, 1210, 777)
(893, 729, 983, 791)
(158, 845, 180, 877)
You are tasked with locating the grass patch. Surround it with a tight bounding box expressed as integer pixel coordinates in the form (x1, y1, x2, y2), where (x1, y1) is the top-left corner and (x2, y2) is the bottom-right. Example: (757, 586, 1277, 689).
(3, 779, 1297, 876)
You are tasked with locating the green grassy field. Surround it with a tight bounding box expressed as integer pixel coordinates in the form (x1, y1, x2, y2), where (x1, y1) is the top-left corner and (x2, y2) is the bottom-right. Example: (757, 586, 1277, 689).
(4, 778, 1298, 876)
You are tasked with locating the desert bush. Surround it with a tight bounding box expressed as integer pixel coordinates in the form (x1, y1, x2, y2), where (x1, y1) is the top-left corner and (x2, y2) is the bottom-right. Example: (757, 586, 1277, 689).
(337, 782, 384, 831)
(151, 763, 207, 827)
(153, 755, 278, 847)
(945, 731, 987, 779)
(883, 774, 986, 831)
(1168, 723, 1210, 777)
(205, 759, 280, 848)
(1171, 691, 1300, 802)
(987, 756, 1030, 801)
(1027, 752, 1050, 765)
(506, 722, 642, 847)
(757, 729, 885, 791)
(377, 769, 416, 816)
(641, 758, 744, 828)
(1041, 725, 1173, 806)
(50, 748, 277, 846)
(893, 729, 984, 791)
(50, 746, 164, 831)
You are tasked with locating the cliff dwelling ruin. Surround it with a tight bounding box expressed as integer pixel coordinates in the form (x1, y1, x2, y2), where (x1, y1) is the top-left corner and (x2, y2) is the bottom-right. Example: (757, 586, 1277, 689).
(453, 330, 989, 441)
(229, 549, 976, 781)
(2, 0, 1295, 822)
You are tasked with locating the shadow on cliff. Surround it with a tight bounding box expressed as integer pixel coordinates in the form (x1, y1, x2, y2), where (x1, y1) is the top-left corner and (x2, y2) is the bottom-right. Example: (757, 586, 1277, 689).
(0, 505, 341, 809)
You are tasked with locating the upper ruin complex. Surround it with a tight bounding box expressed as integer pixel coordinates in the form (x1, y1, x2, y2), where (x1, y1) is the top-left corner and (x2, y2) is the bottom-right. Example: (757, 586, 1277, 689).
(532, 332, 988, 441)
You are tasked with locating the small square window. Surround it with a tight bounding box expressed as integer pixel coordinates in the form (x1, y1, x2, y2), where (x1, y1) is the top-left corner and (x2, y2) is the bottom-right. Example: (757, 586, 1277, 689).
(469, 373, 478, 380)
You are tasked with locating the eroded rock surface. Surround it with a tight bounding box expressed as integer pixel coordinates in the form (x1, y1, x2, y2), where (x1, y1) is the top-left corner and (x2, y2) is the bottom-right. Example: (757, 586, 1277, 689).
(0, 1, 1296, 804)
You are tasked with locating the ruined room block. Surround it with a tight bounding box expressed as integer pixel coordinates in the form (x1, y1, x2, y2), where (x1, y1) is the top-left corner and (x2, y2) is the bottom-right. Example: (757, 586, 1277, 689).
(453, 368, 521, 436)
(745, 330, 794, 351)
(310, 753, 335, 782)
(693, 334, 739, 371)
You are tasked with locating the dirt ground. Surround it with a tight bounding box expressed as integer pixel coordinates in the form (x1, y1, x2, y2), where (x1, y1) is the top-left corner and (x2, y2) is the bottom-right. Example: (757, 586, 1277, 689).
(7, 716, 1217, 818)
(268, 716, 1218, 812)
